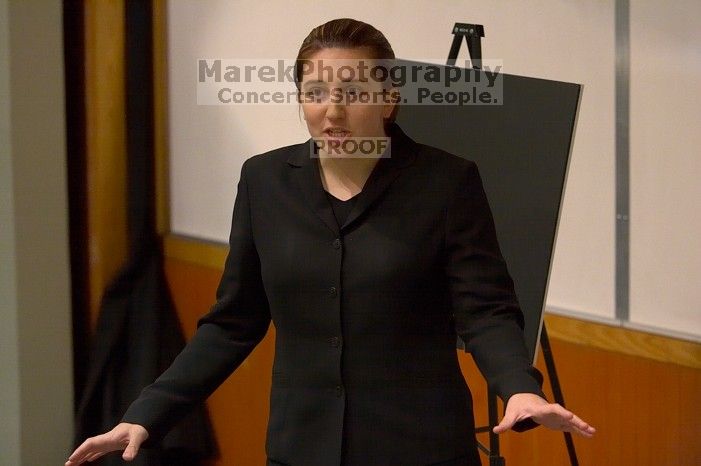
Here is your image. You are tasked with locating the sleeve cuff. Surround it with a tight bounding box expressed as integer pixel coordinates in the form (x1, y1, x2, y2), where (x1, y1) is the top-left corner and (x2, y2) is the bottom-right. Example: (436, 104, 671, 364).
(511, 417, 540, 432)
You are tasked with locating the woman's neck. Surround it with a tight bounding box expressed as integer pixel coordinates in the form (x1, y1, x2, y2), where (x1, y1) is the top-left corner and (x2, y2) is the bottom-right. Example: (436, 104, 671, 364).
(318, 155, 380, 200)
(316, 126, 389, 199)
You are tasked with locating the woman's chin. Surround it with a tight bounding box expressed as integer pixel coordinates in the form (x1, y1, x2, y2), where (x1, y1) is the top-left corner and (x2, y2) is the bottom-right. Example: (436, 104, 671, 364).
(319, 150, 356, 159)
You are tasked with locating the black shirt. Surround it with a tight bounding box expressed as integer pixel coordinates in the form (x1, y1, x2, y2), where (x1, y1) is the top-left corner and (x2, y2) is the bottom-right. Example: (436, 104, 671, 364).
(324, 190, 359, 227)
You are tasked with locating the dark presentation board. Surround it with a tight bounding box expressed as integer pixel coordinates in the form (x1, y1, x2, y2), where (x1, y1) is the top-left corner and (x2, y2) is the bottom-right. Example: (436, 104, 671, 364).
(393, 59, 582, 362)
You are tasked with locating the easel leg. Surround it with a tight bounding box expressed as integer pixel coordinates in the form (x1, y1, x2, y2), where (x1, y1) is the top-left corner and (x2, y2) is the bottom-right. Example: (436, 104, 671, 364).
(541, 324, 579, 466)
(488, 390, 506, 466)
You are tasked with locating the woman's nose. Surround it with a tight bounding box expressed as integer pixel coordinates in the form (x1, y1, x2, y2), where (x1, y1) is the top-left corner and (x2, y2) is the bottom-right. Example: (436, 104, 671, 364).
(325, 99, 345, 119)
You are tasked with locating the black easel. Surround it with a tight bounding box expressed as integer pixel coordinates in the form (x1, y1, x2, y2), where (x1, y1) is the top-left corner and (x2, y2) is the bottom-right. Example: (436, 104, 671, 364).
(447, 23, 484, 69)
(448, 22, 579, 466)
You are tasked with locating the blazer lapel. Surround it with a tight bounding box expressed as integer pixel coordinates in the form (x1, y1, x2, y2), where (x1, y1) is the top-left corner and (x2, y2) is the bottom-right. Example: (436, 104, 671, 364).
(287, 123, 419, 236)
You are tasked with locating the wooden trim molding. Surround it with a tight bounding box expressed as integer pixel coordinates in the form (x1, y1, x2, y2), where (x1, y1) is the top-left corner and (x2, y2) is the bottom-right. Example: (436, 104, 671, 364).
(544, 313, 700, 370)
(84, 0, 127, 331)
(153, 0, 170, 236)
(164, 234, 228, 270)
(163, 233, 701, 370)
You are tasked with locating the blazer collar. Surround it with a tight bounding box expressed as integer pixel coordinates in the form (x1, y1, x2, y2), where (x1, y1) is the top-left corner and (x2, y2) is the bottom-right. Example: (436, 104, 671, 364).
(287, 122, 419, 235)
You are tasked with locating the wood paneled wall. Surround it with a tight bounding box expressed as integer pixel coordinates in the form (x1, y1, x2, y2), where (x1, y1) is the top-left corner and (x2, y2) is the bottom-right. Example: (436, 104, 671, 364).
(164, 255, 701, 466)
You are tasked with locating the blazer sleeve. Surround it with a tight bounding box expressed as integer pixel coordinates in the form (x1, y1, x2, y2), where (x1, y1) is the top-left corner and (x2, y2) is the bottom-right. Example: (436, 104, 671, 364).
(121, 159, 271, 444)
(444, 160, 546, 433)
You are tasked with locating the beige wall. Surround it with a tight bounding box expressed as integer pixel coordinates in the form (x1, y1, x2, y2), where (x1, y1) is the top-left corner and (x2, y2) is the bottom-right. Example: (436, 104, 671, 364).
(0, 0, 74, 464)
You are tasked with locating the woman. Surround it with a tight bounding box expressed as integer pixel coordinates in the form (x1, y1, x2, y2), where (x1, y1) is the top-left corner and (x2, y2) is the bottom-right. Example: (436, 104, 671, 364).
(67, 18, 595, 466)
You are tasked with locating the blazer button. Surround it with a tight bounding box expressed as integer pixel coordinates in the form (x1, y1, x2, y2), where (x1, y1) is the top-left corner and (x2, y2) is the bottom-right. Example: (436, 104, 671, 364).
(330, 336, 341, 348)
(329, 286, 337, 297)
(332, 238, 341, 249)
(335, 385, 343, 397)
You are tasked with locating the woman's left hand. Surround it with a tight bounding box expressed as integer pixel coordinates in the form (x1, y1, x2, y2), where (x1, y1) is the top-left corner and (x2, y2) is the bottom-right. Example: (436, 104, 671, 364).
(493, 393, 596, 437)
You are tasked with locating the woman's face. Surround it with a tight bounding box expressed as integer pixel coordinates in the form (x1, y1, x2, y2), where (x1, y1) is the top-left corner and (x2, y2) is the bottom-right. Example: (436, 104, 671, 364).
(299, 47, 396, 155)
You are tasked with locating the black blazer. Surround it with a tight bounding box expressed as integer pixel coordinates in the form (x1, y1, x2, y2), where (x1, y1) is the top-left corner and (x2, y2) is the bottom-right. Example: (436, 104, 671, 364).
(122, 122, 545, 466)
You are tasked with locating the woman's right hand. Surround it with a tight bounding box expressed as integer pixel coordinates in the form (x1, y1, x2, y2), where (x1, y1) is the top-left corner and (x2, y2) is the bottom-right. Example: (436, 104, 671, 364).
(65, 422, 149, 465)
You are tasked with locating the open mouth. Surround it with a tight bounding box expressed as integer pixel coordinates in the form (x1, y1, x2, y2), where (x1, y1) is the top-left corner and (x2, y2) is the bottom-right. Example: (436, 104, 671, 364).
(324, 128, 351, 139)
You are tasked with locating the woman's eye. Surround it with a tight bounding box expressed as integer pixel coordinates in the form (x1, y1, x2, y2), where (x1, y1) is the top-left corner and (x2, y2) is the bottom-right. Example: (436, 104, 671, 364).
(306, 87, 327, 101)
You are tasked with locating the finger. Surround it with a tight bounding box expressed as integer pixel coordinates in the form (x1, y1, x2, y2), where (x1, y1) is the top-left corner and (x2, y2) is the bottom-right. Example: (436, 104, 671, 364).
(68, 432, 122, 465)
(569, 419, 596, 437)
(565, 423, 594, 438)
(576, 427, 595, 438)
(551, 404, 575, 420)
(545, 405, 574, 426)
(122, 437, 142, 462)
(493, 412, 518, 434)
(85, 451, 107, 462)
(67, 438, 99, 465)
(569, 413, 595, 433)
(67, 441, 90, 462)
(555, 410, 595, 435)
(554, 412, 596, 438)
(81, 444, 106, 463)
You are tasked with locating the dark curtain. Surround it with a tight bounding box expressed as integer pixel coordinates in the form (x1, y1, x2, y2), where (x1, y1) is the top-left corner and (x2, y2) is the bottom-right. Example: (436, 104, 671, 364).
(71, 1, 217, 464)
